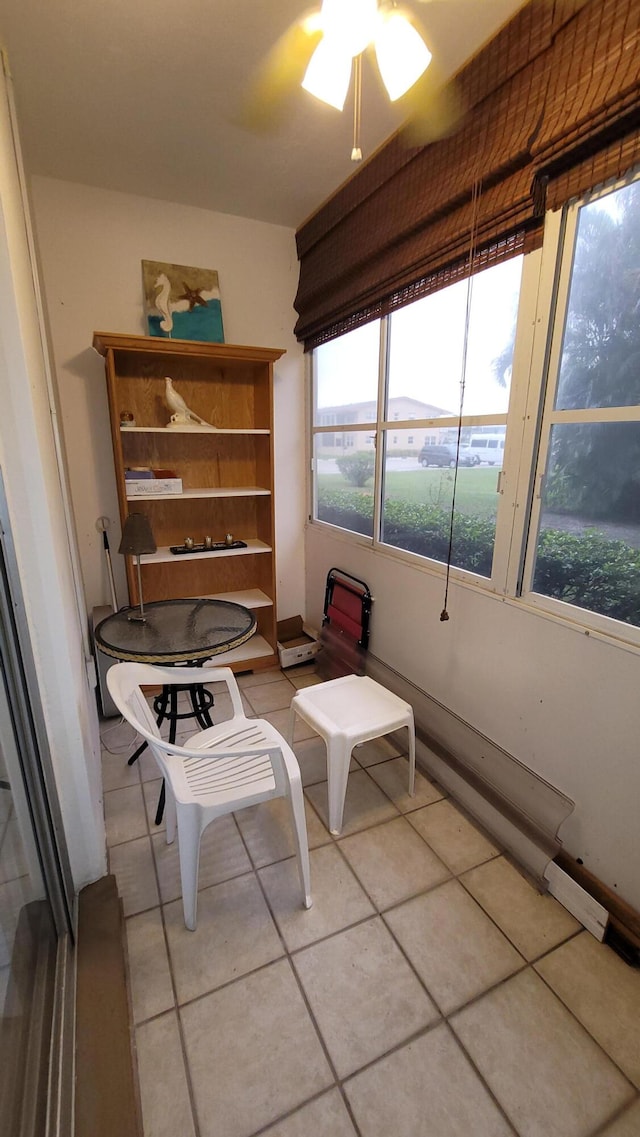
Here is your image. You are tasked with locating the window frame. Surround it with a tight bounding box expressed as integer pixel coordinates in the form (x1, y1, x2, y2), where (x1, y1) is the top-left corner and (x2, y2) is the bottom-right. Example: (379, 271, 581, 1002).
(308, 168, 640, 650)
(518, 176, 640, 647)
(310, 255, 532, 593)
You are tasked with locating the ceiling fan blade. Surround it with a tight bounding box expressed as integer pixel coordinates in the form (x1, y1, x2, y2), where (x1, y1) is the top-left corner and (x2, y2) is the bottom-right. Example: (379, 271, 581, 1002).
(378, 6, 464, 146)
(238, 17, 324, 132)
(399, 62, 466, 146)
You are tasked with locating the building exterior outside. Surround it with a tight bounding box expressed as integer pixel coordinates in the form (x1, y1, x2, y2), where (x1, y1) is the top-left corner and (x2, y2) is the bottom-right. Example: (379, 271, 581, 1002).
(316, 396, 452, 456)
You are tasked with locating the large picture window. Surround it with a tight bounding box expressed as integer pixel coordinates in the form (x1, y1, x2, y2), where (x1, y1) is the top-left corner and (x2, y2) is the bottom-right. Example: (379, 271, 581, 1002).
(310, 169, 640, 643)
(312, 257, 523, 581)
(524, 179, 640, 630)
(381, 257, 521, 577)
(313, 320, 381, 539)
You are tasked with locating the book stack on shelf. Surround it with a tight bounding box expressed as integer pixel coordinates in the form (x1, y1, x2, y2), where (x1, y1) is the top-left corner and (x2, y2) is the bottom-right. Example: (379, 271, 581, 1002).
(124, 467, 183, 495)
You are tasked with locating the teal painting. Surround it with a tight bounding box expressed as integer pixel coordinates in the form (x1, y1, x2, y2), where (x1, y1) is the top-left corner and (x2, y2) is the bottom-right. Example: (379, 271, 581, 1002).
(142, 260, 225, 342)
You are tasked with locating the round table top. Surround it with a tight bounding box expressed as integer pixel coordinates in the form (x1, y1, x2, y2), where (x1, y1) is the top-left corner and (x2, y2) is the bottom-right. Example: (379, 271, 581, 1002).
(94, 597, 257, 663)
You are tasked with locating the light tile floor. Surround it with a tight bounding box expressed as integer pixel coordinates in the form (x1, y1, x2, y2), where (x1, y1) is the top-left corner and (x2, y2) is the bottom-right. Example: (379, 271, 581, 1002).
(99, 665, 640, 1137)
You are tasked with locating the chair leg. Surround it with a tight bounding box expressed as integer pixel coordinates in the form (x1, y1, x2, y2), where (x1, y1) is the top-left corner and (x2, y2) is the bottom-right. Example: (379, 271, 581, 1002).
(176, 808, 203, 931)
(327, 739, 352, 836)
(287, 702, 297, 748)
(287, 776, 312, 909)
(165, 783, 177, 845)
(407, 714, 416, 797)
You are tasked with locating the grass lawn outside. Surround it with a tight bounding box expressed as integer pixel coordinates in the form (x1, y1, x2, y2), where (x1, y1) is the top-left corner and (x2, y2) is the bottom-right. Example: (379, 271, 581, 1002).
(317, 466, 500, 520)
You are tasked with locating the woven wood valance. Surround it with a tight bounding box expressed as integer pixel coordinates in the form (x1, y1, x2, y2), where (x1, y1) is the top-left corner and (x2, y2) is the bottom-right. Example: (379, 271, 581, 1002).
(295, 0, 640, 350)
(298, 168, 541, 348)
(533, 0, 640, 210)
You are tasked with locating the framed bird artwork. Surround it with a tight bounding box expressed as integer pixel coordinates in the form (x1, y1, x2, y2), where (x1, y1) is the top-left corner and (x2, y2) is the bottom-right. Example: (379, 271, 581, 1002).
(141, 260, 225, 343)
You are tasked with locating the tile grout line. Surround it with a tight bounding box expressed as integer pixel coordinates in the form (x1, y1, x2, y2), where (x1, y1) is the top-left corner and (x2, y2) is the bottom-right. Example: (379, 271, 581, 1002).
(588, 1096, 640, 1137)
(133, 713, 203, 1137)
(281, 951, 365, 1137)
(108, 681, 306, 1136)
(227, 805, 365, 1137)
(150, 827, 203, 1137)
(112, 695, 525, 1132)
(324, 822, 525, 1135)
(454, 868, 586, 965)
(310, 825, 523, 1134)
(440, 1019, 521, 1136)
(103, 672, 639, 1137)
(531, 952, 640, 1098)
(292, 765, 619, 1137)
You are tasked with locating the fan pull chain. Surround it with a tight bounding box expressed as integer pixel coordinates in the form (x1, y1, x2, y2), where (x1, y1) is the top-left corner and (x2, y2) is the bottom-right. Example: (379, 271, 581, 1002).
(440, 177, 482, 622)
(351, 54, 363, 162)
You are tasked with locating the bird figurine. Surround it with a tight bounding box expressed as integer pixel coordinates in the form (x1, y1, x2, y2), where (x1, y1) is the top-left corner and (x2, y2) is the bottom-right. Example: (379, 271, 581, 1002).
(164, 376, 217, 429)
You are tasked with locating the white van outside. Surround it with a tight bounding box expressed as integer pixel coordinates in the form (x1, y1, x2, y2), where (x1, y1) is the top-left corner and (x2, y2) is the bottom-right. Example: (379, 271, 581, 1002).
(461, 434, 505, 466)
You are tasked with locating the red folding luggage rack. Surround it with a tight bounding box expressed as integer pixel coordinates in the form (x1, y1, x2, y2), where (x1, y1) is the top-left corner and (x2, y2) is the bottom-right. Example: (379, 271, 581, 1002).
(318, 568, 372, 679)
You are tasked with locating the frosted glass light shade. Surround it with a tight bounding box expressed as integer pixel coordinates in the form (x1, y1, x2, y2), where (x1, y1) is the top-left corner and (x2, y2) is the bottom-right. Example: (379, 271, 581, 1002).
(320, 0, 378, 58)
(375, 12, 432, 100)
(302, 40, 353, 110)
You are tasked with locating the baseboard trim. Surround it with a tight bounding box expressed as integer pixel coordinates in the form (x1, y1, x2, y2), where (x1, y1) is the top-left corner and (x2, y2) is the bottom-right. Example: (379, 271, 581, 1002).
(414, 733, 553, 884)
(543, 861, 608, 941)
(362, 654, 640, 954)
(365, 652, 574, 884)
(555, 850, 640, 958)
(75, 875, 142, 1137)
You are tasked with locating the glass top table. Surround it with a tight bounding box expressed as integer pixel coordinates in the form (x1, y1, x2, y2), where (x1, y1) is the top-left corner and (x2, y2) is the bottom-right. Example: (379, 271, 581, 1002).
(94, 597, 257, 663)
(95, 598, 258, 825)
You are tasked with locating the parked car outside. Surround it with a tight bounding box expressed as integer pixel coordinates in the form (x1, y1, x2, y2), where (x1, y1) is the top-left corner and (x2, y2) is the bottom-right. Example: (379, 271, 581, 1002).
(418, 444, 479, 468)
(463, 435, 505, 465)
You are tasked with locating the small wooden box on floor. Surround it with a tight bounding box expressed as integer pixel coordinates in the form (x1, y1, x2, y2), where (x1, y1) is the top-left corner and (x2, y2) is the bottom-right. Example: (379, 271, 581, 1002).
(277, 615, 320, 669)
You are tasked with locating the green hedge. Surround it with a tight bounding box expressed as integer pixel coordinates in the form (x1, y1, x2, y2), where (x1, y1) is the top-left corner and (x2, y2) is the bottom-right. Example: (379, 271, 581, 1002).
(317, 491, 494, 574)
(317, 489, 640, 626)
(533, 528, 640, 625)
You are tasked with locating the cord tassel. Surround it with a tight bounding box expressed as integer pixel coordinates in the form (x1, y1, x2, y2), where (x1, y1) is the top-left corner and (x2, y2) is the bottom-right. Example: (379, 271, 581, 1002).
(351, 55, 363, 162)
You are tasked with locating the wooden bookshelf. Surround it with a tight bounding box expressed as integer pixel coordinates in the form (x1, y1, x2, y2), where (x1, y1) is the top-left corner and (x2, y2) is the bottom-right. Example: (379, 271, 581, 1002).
(93, 332, 284, 671)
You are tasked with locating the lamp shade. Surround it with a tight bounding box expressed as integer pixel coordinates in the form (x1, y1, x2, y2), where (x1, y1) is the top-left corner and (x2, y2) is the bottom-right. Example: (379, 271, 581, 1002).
(118, 513, 157, 556)
(302, 40, 353, 110)
(375, 11, 431, 101)
(320, 0, 378, 58)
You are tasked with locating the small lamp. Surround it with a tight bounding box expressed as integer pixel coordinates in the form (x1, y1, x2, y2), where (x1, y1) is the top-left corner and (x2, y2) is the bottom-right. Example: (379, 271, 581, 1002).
(118, 513, 156, 622)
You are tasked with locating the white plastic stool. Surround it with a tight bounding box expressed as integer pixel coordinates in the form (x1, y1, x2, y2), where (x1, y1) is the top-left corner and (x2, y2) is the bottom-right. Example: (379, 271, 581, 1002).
(288, 674, 415, 835)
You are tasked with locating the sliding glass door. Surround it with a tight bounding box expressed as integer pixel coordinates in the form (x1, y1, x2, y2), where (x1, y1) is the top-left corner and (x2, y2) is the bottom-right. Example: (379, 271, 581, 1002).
(0, 481, 74, 1136)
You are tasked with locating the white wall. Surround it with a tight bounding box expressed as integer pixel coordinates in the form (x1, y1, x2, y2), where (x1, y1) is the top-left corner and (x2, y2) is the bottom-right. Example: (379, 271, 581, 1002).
(306, 526, 640, 911)
(0, 80, 105, 892)
(29, 177, 306, 619)
(30, 175, 640, 915)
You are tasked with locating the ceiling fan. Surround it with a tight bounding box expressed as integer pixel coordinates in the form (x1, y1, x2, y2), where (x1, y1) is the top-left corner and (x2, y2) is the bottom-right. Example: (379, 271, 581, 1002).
(241, 0, 465, 160)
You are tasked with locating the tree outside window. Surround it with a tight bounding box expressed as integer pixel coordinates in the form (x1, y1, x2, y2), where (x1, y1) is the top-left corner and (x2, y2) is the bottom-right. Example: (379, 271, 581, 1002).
(530, 180, 640, 627)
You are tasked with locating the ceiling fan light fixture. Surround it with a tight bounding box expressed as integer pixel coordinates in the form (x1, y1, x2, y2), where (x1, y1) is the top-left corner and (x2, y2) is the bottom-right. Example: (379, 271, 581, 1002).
(302, 40, 353, 110)
(375, 10, 432, 101)
(320, 0, 379, 58)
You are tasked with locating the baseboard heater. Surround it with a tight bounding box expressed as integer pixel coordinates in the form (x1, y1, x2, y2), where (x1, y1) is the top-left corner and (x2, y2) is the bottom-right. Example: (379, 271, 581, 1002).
(365, 653, 607, 941)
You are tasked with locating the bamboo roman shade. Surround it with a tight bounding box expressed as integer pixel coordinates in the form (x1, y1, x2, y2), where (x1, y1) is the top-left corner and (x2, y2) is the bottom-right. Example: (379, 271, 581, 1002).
(295, 0, 640, 350)
(533, 0, 640, 211)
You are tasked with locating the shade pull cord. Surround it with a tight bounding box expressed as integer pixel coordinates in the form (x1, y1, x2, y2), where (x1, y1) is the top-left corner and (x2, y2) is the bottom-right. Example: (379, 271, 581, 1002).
(351, 55, 363, 162)
(441, 177, 482, 622)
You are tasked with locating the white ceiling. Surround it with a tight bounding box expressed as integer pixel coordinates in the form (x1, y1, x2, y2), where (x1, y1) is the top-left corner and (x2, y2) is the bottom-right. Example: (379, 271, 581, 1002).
(1, 0, 526, 229)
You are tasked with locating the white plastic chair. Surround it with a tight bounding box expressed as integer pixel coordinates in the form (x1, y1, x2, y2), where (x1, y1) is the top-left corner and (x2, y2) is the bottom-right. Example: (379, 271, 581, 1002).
(107, 662, 312, 930)
(288, 674, 415, 835)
